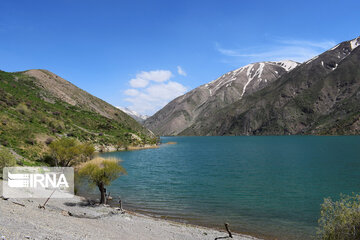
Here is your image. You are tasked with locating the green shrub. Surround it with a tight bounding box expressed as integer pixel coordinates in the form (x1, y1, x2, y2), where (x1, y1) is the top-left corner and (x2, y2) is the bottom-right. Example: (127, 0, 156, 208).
(77, 157, 126, 204)
(49, 138, 95, 167)
(79, 142, 95, 162)
(318, 193, 360, 240)
(0, 147, 16, 177)
(48, 119, 65, 132)
(50, 138, 82, 167)
(16, 103, 30, 115)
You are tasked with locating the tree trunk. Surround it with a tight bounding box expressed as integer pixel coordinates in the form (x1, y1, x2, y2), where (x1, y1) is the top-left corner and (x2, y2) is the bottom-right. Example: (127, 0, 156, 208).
(98, 182, 106, 204)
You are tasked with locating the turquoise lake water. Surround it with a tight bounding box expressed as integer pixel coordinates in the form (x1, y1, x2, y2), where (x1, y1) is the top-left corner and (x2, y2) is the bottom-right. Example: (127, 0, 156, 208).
(96, 136, 360, 239)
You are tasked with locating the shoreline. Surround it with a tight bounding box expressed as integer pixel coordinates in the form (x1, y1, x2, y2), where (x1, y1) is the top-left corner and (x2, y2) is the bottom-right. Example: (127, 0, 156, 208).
(91, 143, 271, 240)
(73, 191, 270, 240)
(95, 141, 180, 154)
(126, 144, 159, 151)
(114, 203, 272, 240)
(94, 143, 159, 153)
(0, 182, 262, 240)
(125, 209, 269, 240)
(0, 144, 269, 240)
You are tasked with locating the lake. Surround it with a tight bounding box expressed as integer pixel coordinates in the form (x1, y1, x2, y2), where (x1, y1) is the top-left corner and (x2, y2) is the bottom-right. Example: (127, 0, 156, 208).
(93, 136, 360, 239)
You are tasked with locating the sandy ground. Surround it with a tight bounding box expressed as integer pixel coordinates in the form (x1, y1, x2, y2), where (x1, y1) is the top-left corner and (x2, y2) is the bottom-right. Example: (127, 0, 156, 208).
(0, 183, 261, 240)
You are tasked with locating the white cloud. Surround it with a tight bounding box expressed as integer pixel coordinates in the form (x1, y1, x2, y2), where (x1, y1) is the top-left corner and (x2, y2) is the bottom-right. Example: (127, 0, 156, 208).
(124, 89, 140, 96)
(277, 39, 336, 49)
(146, 81, 187, 100)
(216, 38, 337, 64)
(129, 78, 149, 88)
(177, 66, 187, 76)
(124, 69, 187, 115)
(125, 81, 187, 115)
(137, 70, 172, 82)
(129, 70, 173, 88)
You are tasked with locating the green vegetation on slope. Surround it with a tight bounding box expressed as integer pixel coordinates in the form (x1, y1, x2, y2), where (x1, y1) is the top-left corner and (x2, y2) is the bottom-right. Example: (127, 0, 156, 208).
(0, 146, 16, 177)
(0, 70, 157, 163)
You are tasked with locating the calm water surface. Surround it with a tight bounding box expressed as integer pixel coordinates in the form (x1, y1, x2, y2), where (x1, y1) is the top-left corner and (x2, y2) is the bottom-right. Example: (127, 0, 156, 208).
(93, 136, 360, 240)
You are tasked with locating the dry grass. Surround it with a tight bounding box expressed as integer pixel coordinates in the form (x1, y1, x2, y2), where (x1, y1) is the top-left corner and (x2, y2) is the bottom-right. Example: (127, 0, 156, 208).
(76, 156, 122, 170)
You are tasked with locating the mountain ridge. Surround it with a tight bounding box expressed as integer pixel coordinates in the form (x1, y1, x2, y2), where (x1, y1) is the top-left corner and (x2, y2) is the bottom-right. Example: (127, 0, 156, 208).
(180, 36, 360, 136)
(145, 36, 360, 136)
(0, 69, 156, 162)
(144, 60, 300, 135)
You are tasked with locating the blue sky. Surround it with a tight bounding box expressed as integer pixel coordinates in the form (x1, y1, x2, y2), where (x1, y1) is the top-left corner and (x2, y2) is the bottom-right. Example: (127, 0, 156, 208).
(0, 0, 359, 115)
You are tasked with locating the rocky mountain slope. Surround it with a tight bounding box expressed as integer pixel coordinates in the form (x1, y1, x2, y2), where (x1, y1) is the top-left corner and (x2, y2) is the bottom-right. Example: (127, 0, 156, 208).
(180, 36, 360, 135)
(0, 69, 156, 162)
(144, 60, 299, 135)
(145, 36, 360, 136)
(24, 70, 145, 128)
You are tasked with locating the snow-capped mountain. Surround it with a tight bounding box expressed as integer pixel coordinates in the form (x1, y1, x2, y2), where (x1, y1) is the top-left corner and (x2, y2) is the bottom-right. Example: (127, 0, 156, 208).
(144, 60, 300, 135)
(117, 107, 149, 123)
(202, 60, 299, 99)
(145, 36, 360, 136)
(177, 36, 360, 136)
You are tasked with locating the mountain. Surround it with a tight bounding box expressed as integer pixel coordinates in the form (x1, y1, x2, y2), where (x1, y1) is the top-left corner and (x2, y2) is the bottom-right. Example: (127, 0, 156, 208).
(145, 36, 360, 136)
(144, 60, 299, 135)
(117, 107, 149, 123)
(180, 36, 360, 135)
(0, 69, 156, 162)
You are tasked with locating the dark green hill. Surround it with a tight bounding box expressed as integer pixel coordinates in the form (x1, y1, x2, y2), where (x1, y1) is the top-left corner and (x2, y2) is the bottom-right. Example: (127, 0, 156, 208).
(0, 70, 156, 163)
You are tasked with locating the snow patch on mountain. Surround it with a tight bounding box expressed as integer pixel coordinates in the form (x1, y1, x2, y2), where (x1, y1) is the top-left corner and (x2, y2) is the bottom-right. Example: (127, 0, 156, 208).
(202, 60, 299, 98)
(330, 44, 340, 51)
(305, 55, 319, 64)
(258, 62, 265, 79)
(273, 60, 298, 71)
(350, 37, 360, 50)
(241, 62, 267, 97)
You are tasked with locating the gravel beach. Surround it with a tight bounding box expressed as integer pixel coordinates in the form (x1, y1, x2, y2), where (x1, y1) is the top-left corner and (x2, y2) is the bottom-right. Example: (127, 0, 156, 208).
(0, 182, 261, 240)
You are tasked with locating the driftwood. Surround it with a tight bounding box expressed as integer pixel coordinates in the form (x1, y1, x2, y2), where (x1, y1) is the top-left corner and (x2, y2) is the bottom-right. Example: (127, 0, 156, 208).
(119, 199, 123, 211)
(214, 223, 233, 240)
(224, 223, 233, 238)
(38, 189, 56, 209)
(116, 198, 125, 214)
(11, 201, 25, 207)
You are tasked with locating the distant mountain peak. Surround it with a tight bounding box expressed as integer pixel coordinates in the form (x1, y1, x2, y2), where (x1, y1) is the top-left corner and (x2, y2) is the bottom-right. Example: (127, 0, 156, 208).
(203, 60, 300, 98)
(117, 107, 149, 123)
